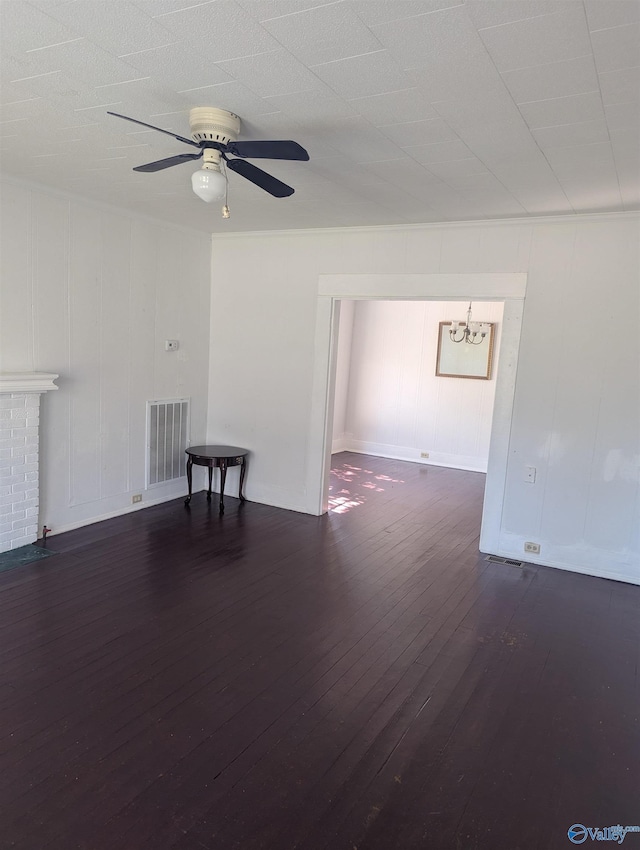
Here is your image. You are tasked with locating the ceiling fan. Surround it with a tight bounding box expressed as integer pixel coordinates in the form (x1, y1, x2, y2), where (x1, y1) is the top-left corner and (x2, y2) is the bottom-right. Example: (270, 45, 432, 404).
(108, 107, 309, 205)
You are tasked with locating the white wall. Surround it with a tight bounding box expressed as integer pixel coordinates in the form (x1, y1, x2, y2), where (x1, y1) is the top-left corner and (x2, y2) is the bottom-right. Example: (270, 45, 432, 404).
(341, 299, 504, 471)
(207, 215, 640, 585)
(0, 180, 212, 535)
(331, 299, 355, 453)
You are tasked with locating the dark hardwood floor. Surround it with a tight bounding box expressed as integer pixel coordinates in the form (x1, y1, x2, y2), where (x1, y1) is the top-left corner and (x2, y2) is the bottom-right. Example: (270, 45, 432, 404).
(1, 453, 638, 850)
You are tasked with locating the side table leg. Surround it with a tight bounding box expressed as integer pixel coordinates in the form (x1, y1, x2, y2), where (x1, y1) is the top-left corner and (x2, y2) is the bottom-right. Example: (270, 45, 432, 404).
(239, 458, 247, 502)
(185, 457, 193, 505)
(207, 466, 213, 501)
(219, 460, 227, 514)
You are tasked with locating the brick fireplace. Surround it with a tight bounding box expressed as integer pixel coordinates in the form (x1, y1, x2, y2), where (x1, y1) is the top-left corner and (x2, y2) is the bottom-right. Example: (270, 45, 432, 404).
(0, 373, 58, 553)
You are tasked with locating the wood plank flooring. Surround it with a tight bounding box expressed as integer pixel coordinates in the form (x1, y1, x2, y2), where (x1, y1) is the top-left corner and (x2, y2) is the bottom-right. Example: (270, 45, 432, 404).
(1, 452, 638, 850)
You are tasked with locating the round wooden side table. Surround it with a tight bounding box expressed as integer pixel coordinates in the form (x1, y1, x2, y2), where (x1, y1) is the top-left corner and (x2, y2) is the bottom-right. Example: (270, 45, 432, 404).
(184, 445, 248, 514)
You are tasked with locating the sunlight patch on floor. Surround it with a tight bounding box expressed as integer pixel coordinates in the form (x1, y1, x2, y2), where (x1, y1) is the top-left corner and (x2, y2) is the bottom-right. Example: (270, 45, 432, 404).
(328, 461, 406, 513)
(328, 491, 365, 513)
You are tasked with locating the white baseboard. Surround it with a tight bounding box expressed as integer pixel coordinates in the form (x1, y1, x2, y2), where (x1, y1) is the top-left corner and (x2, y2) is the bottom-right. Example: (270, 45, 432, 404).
(41, 490, 194, 537)
(331, 434, 350, 454)
(338, 439, 488, 473)
(489, 532, 640, 587)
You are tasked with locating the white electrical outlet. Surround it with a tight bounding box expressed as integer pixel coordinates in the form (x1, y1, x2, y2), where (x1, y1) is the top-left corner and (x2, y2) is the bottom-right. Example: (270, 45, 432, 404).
(132, 494, 142, 504)
(420, 452, 430, 459)
(165, 340, 179, 351)
(525, 465, 536, 484)
(524, 541, 540, 554)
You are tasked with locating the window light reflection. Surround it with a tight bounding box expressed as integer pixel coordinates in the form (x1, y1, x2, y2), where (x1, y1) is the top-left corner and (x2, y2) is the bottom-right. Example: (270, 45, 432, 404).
(329, 461, 406, 514)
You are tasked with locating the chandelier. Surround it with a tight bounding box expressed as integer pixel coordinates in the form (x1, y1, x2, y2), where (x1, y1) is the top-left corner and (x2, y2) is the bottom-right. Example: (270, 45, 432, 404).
(449, 302, 492, 345)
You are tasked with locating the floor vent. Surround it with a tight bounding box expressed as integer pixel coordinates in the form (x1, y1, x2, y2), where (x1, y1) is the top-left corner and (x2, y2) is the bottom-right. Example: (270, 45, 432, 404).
(485, 555, 524, 568)
(146, 399, 190, 487)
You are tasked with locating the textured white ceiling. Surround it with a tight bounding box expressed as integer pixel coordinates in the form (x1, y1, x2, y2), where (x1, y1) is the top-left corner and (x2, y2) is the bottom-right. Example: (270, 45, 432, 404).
(1, 0, 638, 233)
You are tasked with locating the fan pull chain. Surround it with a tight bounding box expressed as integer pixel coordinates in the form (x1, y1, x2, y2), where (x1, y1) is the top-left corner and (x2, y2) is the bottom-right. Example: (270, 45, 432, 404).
(222, 160, 230, 219)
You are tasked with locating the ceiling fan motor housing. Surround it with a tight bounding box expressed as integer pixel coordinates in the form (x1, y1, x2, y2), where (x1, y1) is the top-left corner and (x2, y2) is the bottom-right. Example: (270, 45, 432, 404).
(189, 107, 241, 146)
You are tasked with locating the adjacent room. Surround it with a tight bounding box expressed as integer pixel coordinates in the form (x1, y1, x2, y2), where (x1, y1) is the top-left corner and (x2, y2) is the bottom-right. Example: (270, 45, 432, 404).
(330, 298, 504, 465)
(1, 1, 639, 848)
(328, 297, 503, 517)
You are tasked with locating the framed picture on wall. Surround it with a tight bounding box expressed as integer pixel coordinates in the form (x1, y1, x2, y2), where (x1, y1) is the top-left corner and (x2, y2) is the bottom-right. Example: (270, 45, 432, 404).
(435, 321, 495, 380)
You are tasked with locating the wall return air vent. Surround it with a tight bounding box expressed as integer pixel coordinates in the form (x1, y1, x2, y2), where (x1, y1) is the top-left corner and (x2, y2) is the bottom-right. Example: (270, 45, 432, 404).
(146, 399, 190, 487)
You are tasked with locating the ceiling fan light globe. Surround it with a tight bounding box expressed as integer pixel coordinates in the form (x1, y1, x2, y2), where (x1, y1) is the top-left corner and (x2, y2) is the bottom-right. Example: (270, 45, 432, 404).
(191, 168, 226, 203)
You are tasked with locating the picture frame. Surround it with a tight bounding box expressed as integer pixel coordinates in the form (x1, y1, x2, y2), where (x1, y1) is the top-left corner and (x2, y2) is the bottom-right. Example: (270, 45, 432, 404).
(435, 321, 495, 380)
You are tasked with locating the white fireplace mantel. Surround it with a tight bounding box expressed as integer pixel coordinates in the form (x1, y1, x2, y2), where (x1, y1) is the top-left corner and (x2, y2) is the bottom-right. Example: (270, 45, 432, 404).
(0, 371, 59, 552)
(0, 372, 59, 394)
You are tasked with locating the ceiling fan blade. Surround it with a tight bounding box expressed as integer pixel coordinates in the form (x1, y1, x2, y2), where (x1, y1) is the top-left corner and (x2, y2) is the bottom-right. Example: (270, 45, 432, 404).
(108, 111, 200, 148)
(133, 152, 203, 172)
(225, 158, 294, 197)
(226, 140, 309, 161)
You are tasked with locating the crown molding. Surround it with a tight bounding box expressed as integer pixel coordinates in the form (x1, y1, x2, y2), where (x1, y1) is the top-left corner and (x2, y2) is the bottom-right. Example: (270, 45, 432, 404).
(210, 210, 640, 239)
(0, 174, 209, 238)
(2, 173, 637, 241)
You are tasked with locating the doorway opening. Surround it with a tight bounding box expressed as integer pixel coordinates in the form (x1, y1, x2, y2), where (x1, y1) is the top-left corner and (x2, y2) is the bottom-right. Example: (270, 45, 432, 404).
(305, 273, 527, 556)
(328, 298, 504, 515)
(326, 298, 503, 517)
